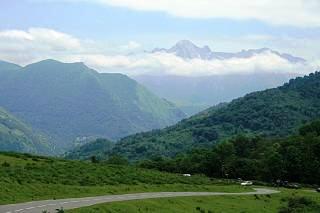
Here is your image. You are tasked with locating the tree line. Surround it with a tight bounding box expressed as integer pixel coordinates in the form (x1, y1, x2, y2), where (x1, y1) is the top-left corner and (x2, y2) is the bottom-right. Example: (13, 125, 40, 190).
(138, 120, 320, 185)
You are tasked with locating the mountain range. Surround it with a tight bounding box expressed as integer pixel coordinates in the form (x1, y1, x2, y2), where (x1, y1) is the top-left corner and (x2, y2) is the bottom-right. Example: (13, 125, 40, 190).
(0, 59, 185, 153)
(0, 42, 311, 155)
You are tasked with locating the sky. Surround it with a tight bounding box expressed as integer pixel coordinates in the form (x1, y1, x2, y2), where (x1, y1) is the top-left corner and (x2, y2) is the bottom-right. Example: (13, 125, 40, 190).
(0, 0, 319, 76)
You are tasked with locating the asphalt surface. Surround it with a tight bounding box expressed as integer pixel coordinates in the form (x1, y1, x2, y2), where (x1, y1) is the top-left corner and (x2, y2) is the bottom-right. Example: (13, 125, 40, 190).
(0, 188, 279, 213)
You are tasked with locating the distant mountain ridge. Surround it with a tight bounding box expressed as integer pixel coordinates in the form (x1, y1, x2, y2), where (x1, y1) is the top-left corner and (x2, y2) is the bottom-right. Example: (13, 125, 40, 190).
(152, 40, 306, 63)
(0, 59, 185, 152)
(0, 60, 22, 71)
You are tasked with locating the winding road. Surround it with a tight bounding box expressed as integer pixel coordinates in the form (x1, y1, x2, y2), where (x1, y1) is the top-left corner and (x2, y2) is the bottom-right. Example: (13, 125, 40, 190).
(0, 188, 279, 213)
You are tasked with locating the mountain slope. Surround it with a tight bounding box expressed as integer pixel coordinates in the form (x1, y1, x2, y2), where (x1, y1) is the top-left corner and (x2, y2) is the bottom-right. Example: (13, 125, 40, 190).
(112, 71, 320, 161)
(0, 59, 185, 151)
(0, 107, 53, 154)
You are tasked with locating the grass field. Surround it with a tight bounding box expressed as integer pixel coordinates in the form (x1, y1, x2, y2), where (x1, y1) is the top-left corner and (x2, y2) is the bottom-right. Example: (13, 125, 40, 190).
(67, 188, 320, 213)
(0, 152, 250, 205)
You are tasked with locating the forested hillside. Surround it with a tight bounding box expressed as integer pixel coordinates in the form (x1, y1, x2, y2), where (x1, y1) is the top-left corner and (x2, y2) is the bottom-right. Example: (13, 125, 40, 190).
(0, 107, 53, 154)
(112, 72, 320, 161)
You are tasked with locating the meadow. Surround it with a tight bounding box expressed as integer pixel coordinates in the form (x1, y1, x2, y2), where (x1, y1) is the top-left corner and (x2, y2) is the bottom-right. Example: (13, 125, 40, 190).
(0, 152, 249, 205)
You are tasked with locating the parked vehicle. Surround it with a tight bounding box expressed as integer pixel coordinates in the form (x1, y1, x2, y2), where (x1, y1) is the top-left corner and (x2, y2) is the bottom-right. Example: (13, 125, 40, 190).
(183, 174, 191, 177)
(241, 181, 253, 186)
(316, 188, 320, 192)
(285, 183, 301, 189)
(275, 180, 300, 189)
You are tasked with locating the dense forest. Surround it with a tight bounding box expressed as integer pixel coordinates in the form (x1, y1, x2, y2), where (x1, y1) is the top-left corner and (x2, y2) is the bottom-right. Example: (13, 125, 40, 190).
(111, 72, 320, 161)
(139, 120, 320, 185)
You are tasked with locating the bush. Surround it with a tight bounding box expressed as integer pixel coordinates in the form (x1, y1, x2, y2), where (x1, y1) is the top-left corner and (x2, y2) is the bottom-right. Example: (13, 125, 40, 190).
(279, 197, 320, 213)
(1, 162, 10, 167)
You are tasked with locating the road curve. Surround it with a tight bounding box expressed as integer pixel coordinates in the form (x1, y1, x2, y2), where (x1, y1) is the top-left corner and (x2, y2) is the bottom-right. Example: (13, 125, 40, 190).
(0, 188, 279, 213)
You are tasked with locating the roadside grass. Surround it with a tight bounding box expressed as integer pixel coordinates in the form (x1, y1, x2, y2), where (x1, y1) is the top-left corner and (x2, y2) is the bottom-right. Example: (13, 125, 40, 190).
(67, 188, 320, 213)
(0, 152, 250, 205)
(0, 182, 250, 205)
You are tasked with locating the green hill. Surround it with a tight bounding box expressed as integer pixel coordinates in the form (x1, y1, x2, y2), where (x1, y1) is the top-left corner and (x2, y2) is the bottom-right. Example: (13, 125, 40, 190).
(0, 107, 53, 154)
(0, 59, 185, 151)
(110, 71, 320, 161)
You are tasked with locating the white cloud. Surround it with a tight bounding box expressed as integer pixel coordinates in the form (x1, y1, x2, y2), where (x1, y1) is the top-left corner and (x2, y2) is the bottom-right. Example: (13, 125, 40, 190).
(0, 28, 83, 64)
(0, 28, 318, 76)
(0, 30, 34, 41)
(79, 0, 320, 27)
(0, 28, 81, 51)
(27, 28, 82, 51)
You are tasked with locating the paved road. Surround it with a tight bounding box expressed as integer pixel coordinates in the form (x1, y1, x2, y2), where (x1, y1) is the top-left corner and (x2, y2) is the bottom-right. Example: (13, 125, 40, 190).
(0, 188, 279, 213)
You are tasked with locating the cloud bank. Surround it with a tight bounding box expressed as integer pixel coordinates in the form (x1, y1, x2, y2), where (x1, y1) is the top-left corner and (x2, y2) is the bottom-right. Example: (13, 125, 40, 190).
(71, 52, 315, 76)
(0, 28, 317, 76)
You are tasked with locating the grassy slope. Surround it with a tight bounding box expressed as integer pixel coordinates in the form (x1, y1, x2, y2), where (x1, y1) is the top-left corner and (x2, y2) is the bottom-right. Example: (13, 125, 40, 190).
(113, 72, 320, 161)
(0, 152, 249, 205)
(68, 189, 320, 213)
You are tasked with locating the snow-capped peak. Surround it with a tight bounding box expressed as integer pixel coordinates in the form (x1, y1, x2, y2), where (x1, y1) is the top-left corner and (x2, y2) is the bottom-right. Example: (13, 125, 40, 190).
(152, 40, 306, 63)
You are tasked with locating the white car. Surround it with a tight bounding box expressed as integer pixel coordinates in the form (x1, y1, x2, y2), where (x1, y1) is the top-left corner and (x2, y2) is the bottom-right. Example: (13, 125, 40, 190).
(183, 174, 191, 177)
(241, 181, 253, 186)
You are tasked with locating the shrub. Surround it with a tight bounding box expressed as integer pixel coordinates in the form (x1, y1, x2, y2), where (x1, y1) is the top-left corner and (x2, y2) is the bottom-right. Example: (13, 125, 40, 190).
(56, 207, 64, 213)
(1, 162, 10, 167)
(279, 197, 320, 213)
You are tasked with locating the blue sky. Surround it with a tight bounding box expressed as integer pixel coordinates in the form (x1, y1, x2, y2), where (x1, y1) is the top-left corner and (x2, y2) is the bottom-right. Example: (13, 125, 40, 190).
(0, 0, 319, 75)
